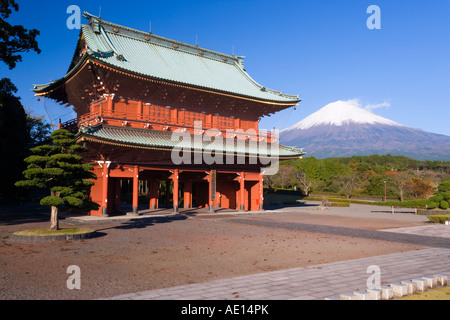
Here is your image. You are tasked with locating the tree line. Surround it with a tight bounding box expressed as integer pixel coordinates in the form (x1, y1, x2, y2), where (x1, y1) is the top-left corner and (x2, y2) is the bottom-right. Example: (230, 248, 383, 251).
(265, 155, 450, 201)
(0, 0, 52, 201)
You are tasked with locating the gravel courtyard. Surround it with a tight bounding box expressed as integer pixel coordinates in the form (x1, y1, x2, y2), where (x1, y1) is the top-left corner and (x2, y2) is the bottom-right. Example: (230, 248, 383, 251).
(0, 201, 431, 300)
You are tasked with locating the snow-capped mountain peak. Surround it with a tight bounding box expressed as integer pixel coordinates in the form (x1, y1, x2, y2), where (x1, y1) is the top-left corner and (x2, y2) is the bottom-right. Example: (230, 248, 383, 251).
(283, 99, 401, 131)
(279, 99, 450, 160)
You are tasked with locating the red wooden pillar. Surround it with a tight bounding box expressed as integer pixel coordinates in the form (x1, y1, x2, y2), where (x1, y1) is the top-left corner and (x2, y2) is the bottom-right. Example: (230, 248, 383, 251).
(113, 178, 121, 213)
(209, 169, 216, 212)
(259, 173, 264, 211)
(132, 165, 139, 214)
(101, 161, 110, 216)
(165, 180, 170, 208)
(239, 171, 245, 211)
(184, 181, 192, 208)
(107, 94, 114, 115)
(173, 168, 179, 213)
(149, 179, 158, 210)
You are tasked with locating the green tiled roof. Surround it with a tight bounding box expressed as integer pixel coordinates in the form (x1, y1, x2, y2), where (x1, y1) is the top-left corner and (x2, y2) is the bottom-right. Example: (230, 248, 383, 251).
(34, 12, 299, 104)
(78, 124, 304, 159)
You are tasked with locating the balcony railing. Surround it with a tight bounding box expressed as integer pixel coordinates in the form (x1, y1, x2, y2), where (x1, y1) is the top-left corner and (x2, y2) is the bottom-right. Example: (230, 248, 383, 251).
(61, 109, 276, 142)
(59, 118, 79, 133)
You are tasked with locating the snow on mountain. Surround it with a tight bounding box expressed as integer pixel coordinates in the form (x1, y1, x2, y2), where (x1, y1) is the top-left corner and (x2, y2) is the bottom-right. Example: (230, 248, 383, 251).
(281, 99, 401, 131)
(279, 99, 450, 161)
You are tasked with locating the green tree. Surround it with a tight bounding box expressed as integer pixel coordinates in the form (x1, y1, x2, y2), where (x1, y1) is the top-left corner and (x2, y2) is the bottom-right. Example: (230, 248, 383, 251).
(25, 111, 54, 149)
(438, 180, 450, 193)
(15, 129, 99, 230)
(0, 0, 41, 200)
(0, 0, 41, 69)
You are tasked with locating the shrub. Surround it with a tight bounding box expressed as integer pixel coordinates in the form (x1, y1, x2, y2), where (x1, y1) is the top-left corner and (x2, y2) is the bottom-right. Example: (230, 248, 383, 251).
(330, 202, 350, 207)
(427, 214, 450, 224)
(443, 191, 450, 201)
(429, 195, 443, 203)
(372, 199, 429, 208)
(427, 201, 438, 210)
(440, 200, 449, 210)
(438, 180, 450, 193)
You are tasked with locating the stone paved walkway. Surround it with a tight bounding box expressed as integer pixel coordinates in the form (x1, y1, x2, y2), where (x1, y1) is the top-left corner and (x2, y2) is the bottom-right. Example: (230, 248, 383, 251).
(101, 221, 450, 300)
(102, 247, 450, 300)
(380, 224, 450, 238)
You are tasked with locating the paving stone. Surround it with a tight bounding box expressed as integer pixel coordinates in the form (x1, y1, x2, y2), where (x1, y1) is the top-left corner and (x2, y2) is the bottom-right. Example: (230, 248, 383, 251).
(102, 245, 450, 300)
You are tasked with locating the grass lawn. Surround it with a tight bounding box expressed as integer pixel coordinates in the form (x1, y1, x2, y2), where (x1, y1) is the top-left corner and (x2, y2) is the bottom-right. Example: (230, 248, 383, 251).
(397, 286, 450, 300)
(13, 228, 94, 236)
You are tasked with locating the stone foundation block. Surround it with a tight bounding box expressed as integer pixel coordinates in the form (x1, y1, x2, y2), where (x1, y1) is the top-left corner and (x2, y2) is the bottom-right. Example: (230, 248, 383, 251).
(433, 274, 448, 287)
(390, 283, 407, 298)
(401, 280, 414, 295)
(411, 278, 426, 293)
(380, 285, 393, 300)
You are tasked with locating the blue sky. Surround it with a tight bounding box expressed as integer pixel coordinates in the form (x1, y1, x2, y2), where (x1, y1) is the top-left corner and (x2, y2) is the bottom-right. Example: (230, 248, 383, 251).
(2, 0, 450, 136)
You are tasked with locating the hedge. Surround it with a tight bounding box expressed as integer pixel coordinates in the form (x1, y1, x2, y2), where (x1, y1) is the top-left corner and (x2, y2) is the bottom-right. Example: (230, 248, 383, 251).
(330, 202, 350, 207)
(372, 199, 430, 209)
(427, 214, 450, 224)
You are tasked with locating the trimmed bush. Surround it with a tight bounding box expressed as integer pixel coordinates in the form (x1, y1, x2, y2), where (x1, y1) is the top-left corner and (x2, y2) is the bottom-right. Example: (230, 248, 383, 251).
(443, 191, 450, 201)
(429, 195, 443, 203)
(440, 200, 449, 210)
(330, 202, 350, 207)
(427, 201, 438, 210)
(372, 199, 429, 208)
(427, 214, 450, 224)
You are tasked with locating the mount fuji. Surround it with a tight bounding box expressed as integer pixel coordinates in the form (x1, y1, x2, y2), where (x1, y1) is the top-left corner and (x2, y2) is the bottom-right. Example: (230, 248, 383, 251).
(279, 99, 450, 161)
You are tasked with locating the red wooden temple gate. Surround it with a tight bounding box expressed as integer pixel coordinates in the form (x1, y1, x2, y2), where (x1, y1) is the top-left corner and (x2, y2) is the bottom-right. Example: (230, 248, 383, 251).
(33, 12, 304, 216)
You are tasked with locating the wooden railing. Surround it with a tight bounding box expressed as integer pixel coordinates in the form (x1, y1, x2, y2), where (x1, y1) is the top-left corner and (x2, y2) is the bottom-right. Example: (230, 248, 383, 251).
(74, 109, 276, 141)
(59, 118, 79, 133)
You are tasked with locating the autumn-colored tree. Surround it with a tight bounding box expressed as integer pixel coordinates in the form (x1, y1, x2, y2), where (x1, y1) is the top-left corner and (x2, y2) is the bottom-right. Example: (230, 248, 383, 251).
(404, 177, 433, 199)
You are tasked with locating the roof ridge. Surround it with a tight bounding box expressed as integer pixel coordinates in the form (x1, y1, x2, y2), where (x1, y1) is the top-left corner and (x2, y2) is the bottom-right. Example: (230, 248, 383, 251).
(82, 11, 239, 64)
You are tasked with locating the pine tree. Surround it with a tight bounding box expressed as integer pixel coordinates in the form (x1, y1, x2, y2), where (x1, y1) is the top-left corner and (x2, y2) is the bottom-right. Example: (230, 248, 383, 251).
(15, 129, 99, 230)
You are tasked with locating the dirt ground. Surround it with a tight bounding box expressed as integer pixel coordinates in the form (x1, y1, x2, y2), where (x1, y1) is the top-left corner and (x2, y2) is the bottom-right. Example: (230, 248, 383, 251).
(0, 203, 428, 300)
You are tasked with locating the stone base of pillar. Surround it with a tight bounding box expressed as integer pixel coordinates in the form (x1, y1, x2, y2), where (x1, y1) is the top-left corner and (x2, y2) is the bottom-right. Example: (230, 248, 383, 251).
(126, 206, 139, 216)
